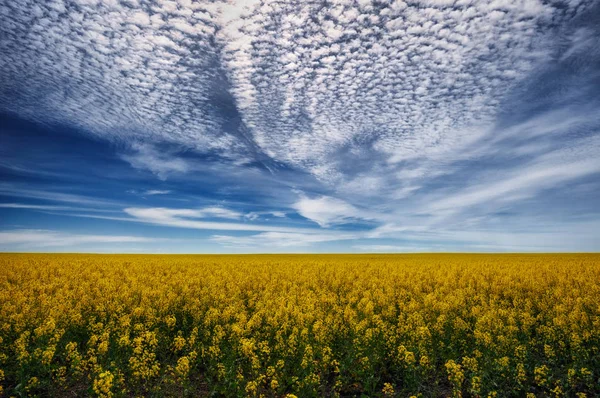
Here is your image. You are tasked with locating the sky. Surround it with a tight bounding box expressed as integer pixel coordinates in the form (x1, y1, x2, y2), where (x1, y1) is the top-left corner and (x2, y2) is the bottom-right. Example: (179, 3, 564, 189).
(0, 0, 599, 253)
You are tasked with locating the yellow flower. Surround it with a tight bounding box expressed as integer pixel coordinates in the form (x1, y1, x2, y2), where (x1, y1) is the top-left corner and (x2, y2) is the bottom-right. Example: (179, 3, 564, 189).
(172, 336, 186, 352)
(245, 380, 258, 395)
(470, 376, 481, 395)
(26, 376, 39, 392)
(445, 360, 464, 398)
(404, 351, 416, 365)
(534, 365, 549, 386)
(382, 382, 395, 396)
(175, 356, 190, 379)
(93, 370, 114, 398)
(165, 315, 177, 329)
(0, 253, 599, 397)
(98, 341, 109, 355)
(551, 385, 564, 397)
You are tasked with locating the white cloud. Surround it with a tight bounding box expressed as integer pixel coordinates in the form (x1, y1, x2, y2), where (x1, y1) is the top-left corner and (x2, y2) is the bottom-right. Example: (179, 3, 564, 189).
(292, 195, 367, 227)
(244, 210, 287, 221)
(0, 0, 237, 158)
(422, 224, 600, 252)
(123, 206, 315, 233)
(126, 206, 241, 220)
(0, 203, 74, 211)
(353, 245, 430, 253)
(244, 212, 260, 221)
(122, 143, 190, 180)
(363, 216, 600, 252)
(429, 161, 599, 213)
(211, 231, 359, 248)
(217, 0, 589, 183)
(426, 136, 600, 214)
(192, 207, 243, 220)
(2, 0, 590, 187)
(561, 27, 599, 61)
(0, 229, 158, 248)
(144, 190, 171, 195)
(0, 185, 117, 207)
(0, 202, 119, 216)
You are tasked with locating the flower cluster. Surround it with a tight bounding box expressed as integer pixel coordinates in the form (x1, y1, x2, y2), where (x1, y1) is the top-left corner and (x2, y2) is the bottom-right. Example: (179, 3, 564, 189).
(0, 253, 599, 396)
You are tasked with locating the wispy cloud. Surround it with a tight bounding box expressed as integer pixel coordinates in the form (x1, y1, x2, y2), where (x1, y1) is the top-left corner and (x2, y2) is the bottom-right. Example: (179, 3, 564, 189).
(353, 245, 430, 253)
(123, 207, 315, 233)
(0, 203, 75, 211)
(122, 143, 191, 180)
(211, 231, 359, 249)
(366, 218, 600, 252)
(0, 202, 117, 213)
(176, 207, 243, 220)
(244, 211, 287, 221)
(0, 186, 118, 207)
(292, 195, 372, 227)
(0, 229, 160, 248)
(144, 190, 172, 196)
(426, 136, 600, 215)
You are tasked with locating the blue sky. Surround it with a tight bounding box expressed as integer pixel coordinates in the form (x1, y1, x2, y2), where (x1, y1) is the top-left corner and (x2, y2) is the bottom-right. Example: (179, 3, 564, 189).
(1, 0, 599, 253)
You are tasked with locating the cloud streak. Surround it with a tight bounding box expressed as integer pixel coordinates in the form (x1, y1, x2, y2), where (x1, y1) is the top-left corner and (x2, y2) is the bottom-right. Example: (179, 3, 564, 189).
(122, 143, 191, 180)
(426, 136, 600, 214)
(0, 229, 160, 248)
(0, 185, 119, 207)
(292, 195, 372, 227)
(211, 231, 360, 249)
(123, 207, 318, 233)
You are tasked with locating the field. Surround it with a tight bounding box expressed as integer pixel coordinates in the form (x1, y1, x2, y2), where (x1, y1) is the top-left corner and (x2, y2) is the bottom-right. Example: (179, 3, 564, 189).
(0, 253, 599, 397)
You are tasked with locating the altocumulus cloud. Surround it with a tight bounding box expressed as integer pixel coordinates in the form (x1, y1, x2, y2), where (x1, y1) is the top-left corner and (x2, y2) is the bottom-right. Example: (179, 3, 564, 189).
(1, 0, 595, 181)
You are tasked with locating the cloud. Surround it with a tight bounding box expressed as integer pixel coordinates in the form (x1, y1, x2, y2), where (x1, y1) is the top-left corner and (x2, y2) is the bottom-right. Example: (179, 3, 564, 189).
(123, 206, 315, 233)
(0, 0, 598, 253)
(426, 136, 600, 214)
(191, 207, 243, 220)
(1, 0, 594, 187)
(218, 0, 591, 182)
(0, 0, 242, 158)
(0, 203, 76, 211)
(353, 245, 430, 253)
(211, 231, 359, 248)
(0, 229, 158, 248)
(561, 26, 600, 61)
(144, 190, 171, 195)
(0, 203, 121, 218)
(0, 185, 117, 207)
(364, 215, 600, 251)
(244, 210, 286, 221)
(292, 195, 369, 227)
(122, 143, 190, 180)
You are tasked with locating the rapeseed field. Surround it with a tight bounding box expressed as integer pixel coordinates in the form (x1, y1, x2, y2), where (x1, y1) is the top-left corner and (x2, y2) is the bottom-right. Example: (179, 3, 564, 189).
(0, 253, 598, 397)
